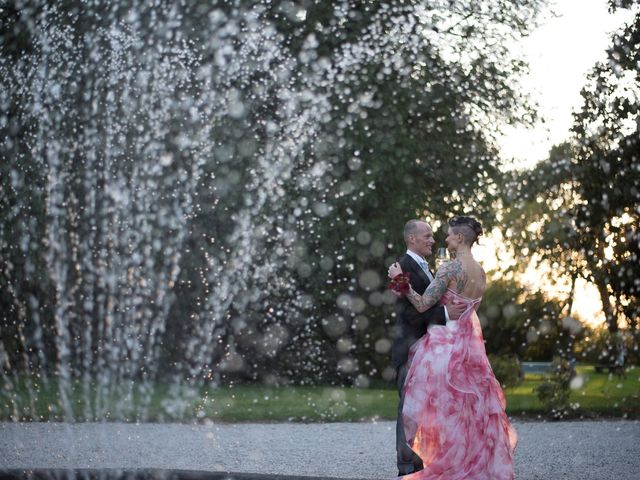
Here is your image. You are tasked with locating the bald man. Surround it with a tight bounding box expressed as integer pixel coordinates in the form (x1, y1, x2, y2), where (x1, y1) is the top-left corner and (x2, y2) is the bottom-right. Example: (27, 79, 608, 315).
(391, 219, 465, 476)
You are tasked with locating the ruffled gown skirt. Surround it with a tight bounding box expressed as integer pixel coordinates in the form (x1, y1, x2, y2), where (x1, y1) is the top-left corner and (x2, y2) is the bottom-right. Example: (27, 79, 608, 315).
(399, 294, 517, 480)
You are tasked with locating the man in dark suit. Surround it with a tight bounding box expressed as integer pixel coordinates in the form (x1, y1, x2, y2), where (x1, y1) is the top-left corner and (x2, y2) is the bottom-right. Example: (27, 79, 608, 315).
(391, 219, 465, 476)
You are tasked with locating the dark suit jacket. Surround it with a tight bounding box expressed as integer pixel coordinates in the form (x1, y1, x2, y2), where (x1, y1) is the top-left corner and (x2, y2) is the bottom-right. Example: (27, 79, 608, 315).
(390, 253, 447, 369)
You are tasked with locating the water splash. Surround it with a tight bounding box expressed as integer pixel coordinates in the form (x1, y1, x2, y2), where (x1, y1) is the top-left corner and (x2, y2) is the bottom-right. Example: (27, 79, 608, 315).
(0, 0, 545, 421)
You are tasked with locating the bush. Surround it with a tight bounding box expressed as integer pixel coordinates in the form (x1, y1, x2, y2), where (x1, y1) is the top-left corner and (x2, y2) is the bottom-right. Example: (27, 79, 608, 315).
(536, 356, 574, 418)
(488, 354, 523, 388)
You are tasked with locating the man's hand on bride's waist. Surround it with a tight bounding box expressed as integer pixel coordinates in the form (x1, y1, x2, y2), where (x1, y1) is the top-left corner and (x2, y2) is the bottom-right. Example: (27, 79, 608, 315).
(446, 302, 466, 320)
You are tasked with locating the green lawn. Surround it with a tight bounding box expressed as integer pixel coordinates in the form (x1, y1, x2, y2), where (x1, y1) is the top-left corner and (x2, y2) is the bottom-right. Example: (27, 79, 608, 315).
(1, 365, 638, 422)
(194, 385, 399, 422)
(504, 365, 640, 417)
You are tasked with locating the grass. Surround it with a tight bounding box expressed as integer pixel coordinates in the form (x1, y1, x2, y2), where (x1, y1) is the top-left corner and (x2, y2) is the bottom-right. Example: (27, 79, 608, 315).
(1, 365, 638, 422)
(504, 365, 640, 417)
(194, 385, 398, 422)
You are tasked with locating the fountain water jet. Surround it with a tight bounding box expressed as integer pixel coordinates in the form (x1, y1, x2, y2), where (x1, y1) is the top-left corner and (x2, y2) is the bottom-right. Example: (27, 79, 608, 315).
(1, 0, 546, 426)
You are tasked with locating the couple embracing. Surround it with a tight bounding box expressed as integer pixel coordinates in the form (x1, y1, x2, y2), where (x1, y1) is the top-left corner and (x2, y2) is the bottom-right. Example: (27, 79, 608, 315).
(388, 216, 517, 480)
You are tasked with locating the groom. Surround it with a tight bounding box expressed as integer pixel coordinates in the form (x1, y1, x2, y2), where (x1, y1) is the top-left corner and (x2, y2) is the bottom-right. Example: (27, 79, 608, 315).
(391, 219, 465, 476)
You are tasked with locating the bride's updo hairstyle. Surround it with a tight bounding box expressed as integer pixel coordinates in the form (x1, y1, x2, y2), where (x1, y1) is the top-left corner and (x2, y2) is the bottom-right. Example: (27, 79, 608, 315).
(448, 216, 483, 246)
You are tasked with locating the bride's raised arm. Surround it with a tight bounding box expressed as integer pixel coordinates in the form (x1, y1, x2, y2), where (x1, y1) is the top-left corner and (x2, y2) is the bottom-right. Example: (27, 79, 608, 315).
(389, 261, 456, 312)
(406, 266, 451, 312)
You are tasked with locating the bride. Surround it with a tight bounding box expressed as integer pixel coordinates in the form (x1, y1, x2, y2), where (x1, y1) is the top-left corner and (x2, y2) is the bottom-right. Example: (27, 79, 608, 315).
(388, 216, 517, 480)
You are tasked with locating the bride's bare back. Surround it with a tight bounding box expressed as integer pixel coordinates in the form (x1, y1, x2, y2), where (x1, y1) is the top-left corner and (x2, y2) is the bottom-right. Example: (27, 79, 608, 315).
(445, 255, 486, 299)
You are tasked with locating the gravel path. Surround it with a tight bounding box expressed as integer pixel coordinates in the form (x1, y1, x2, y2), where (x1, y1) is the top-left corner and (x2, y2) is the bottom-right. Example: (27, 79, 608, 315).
(1, 420, 638, 479)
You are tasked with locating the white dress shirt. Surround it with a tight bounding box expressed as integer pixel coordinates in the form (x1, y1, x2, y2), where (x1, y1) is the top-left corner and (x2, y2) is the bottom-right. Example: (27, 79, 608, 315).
(406, 249, 434, 281)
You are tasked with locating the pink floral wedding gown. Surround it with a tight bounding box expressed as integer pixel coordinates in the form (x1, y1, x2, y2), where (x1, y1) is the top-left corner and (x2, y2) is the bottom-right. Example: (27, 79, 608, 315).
(399, 289, 517, 480)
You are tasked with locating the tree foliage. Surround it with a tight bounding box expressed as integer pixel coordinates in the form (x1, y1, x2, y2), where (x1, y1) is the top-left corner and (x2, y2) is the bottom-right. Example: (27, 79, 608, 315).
(478, 278, 565, 361)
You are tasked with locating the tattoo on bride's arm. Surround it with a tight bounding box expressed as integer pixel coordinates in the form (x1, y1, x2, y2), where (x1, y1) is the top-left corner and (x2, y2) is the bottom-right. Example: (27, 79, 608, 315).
(407, 265, 451, 312)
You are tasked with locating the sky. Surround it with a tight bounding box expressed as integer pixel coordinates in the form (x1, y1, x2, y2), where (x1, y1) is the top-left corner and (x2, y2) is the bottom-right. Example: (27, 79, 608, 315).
(488, 0, 635, 326)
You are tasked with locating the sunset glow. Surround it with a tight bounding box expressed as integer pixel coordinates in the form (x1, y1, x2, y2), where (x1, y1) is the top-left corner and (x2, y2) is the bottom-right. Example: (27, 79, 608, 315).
(472, 230, 606, 329)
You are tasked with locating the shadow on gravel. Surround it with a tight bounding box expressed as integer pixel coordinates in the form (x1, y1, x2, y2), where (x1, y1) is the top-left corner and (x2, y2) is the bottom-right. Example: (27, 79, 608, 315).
(0, 470, 369, 480)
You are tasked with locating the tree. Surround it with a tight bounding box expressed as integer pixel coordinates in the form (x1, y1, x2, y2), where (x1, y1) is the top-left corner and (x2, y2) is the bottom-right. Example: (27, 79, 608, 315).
(569, 0, 640, 333)
(502, 1, 639, 337)
(1, 0, 550, 413)
(276, 0, 548, 384)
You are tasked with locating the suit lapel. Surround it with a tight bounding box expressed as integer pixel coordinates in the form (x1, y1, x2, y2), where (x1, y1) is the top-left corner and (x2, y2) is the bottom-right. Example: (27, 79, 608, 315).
(406, 254, 431, 287)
